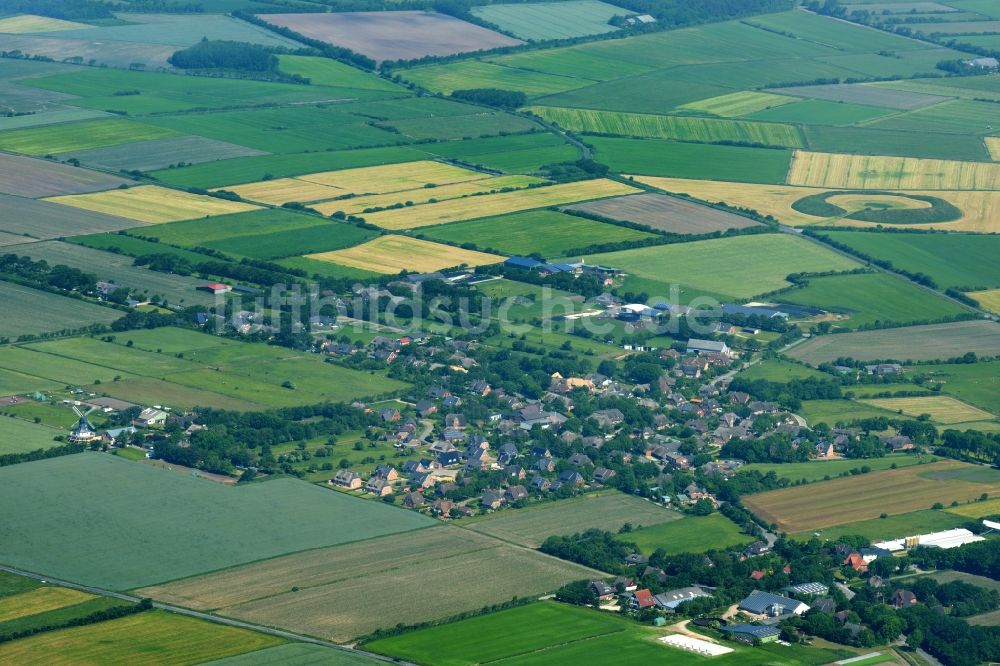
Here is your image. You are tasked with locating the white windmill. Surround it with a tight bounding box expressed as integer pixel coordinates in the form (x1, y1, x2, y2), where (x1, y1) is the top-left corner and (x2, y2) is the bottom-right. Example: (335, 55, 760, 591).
(69, 405, 101, 444)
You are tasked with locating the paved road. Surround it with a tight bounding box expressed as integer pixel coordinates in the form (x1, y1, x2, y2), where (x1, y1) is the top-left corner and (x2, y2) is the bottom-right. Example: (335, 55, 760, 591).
(0, 564, 414, 665)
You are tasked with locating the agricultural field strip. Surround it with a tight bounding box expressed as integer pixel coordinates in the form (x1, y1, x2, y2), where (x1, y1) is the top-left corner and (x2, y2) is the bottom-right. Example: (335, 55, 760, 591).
(364, 179, 640, 229)
(744, 460, 1000, 533)
(787, 150, 1000, 190)
(860, 396, 995, 423)
(45, 186, 260, 224)
(306, 235, 505, 274)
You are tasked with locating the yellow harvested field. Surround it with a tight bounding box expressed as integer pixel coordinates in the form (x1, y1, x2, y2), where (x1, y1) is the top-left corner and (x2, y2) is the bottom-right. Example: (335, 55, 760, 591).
(0, 587, 94, 623)
(631, 175, 1000, 232)
(970, 289, 1000, 314)
(787, 150, 1000, 191)
(46, 185, 260, 223)
(297, 160, 487, 191)
(365, 179, 641, 230)
(987, 137, 1000, 161)
(0, 14, 89, 32)
(312, 175, 546, 216)
(220, 178, 344, 205)
(860, 396, 995, 424)
(306, 235, 505, 273)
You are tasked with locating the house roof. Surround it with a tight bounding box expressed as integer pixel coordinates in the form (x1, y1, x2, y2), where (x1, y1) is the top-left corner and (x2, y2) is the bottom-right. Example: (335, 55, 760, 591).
(632, 589, 655, 608)
(722, 624, 781, 639)
(739, 590, 807, 615)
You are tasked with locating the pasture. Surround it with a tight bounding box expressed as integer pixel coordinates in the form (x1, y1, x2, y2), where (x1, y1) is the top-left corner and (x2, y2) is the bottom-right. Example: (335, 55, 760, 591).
(0, 118, 179, 156)
(11, 240, 217, 307)
(140, 208, 328, 247)
(45, 185, 260, 223)
(363, 179, 640, 229)
(277, 55, 404, 91)
(461, 491, 681, 548)
(807, 509, 969, 542)
(909, 361, 1000, 415)
(0, 195, 140, 240)
(138, 526, 600, 642)
(679, 91, 796, 117)
(946, 497, 1000, 519)
(581, 234, 858, 300)
(199, 221, 377, 260)
(0, 453, 433, 589)
(860, 395, 995, 424)
(418, 209, 654, 256)
(820, 231, 1000, 291)
(399, 60, 588, 97)
(0, 417, 63, 455)
(529, 106, 804, 147)
(803, 125, 988, 162)
(0, 610, 283, 665)
(207, 644, 386, 665)
(565, 192, 763, 234)
(259, 11, 522, 62)
(742, 454, 934, 483)
(592, 137, 793, 183)
(0, 153, 131, 198)
(56, 136, 267, 173)
(787, 320, 1000, 365)
(471, 0, 624, 41)
(307, 235, 504, 274)
(0, 14, 88, 32)
(626, 513, 753, 555)
(745, 98, 896, 126)
(743, 460, 1000, 533)
(0, 281, 121, 339)
(799, 399, 901, 426)
(23, 331, 409, 410)
(787, 151, 1000, 190)
(0, 107, 109, 131)
(776, 272, 969, 329)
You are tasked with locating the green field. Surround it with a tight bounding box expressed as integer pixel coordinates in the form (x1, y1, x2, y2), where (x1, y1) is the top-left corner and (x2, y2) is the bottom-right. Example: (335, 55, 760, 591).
(471, 0, 625, 41)
(0, 453, 433, 589)
(803, 125, 991, 161)
(400, 60, 589, 97)
(0, 610, 283, 665)
(0, 117, 179, 155)
(745, 98, 897, 125)
(140, 208, 327, 247)
(806, 508, 970, 541)
(743, 455, 937, 483)
(591, 137, 793, 183)
(277, 55, 404, 92)
(366, 600, 853, 666)
(0, 281, 121, 339)
(680, 91, 796, 117)
(18, 330, 409, 411)
(626, 513, 754, 555)
(581, 234, 859, 300)
(199, 221, 377, 260)
(205, 643, 386, 665)
(461, 491, 681, 548)
(529, 106, 804, 147)
(776, 272, 969, 328)
(820, 231, 1000, 290)
(739, 359, 828, 382)
(0, 417, 62, 454)
(914, 360, 1000, 414)
(798, 399, 900, 426)
(418, 209, 655, 256)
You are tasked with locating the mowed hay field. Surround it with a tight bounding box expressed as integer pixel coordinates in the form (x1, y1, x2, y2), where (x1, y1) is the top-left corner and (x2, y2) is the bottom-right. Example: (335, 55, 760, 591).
(0, 610, 282, 666)
(860, 395, 995, 424)
(222, 160, 489, 205)
(0, 587, 94, 623)
(364, 179, 640, 229)
(0, 417, 62, 455)
(307, 235, 505, 274)
(581, 233, 858, 299)
(787, 320, 1000, 365)
(528, 106, 804, 147)
(461, 492, 681, 548)
(139, 527, 601, 642)
(787, 150, 1000, 190)
(632, 175, 1000, 232)
(0, 153, 131, 198)
(0, 14, 89, 32)
(679, 91, 797, 117)
(0, 454, 433, 589)
(743, 460, 1000, 533)
(46, 185, 260, 223)
(0, 282, 121, 339)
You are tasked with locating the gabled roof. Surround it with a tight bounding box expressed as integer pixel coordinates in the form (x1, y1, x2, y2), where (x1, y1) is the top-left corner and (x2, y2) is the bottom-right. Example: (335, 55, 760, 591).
(739, 590, 807, 615)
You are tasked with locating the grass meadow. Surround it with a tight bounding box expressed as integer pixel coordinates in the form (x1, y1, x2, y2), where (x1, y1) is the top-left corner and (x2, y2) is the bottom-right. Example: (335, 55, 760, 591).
(805, 508, 970, 541)
(860, 395, 995, 424)
(0, 454, 433, 589)
(418, 210, 655, 256)
(743, 454, 935, 483)
(0, 417, 63, 454)
(471, 0, 624, 40)
(461, 491, 681, 547)
(626, 513, 753, 555)
(0, 282, 121, 339)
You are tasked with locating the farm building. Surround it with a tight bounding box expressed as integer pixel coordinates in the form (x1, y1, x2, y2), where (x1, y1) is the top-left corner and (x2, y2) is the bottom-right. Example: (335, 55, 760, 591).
(686, 339, 731, 355)
(136, 408, 168, 427)
(784, 582, 829, 597)
(874, 528, 985, 552)
(738, 590, 809, 617)
(653, 586, 711, 610)
(199, 283, 232, 295)
(721, 624, 781, 644)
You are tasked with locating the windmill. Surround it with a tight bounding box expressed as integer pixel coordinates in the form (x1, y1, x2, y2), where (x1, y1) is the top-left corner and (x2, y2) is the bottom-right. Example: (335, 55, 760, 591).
(70, 405, 101, 444)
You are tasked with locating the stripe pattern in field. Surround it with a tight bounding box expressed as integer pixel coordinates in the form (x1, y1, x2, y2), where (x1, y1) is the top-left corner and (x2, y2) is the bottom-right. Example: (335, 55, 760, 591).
(744, 461, 1000, 533)
(528, 106, 804, 147)
(45, 185, 260, 223)
(859, 396, 995, 424)
(364, 179, 640, 229)
(564, 192, 762, 234)
(53, 136, 268, 173)
(679, 91, 797, 117)
(306, 235, 505, 274)
(787, 150, 1000, 190)
(769, 82, 951, 110)
(0, 153, 132, 198)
